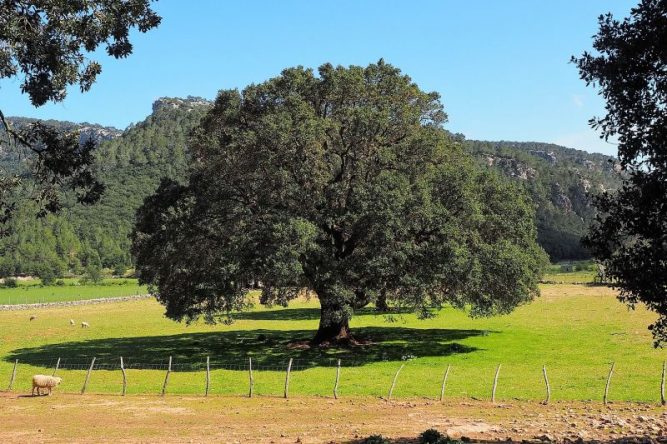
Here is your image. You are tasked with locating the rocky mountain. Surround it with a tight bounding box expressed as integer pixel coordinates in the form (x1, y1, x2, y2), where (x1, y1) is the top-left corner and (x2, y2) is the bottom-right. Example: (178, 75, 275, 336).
(4, 116, 123, 144)
(0, 117, 124, 175)
(0, 98, 211, 277)
(151, 96, 211, 113)
(465, 140, 622, 260)
(0, 98, 621, 278)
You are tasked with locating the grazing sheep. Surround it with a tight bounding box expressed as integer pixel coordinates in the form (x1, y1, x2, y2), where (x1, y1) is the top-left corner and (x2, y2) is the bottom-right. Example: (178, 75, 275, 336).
(69, 319, 75, 326)
(32, 375, 62, 396)
(81, 321, 89, 328)
(29, 315, 36, 321)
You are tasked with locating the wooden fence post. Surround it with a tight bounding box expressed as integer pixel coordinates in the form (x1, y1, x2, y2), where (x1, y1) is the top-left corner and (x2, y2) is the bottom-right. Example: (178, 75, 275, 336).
(205, 356, 210, 397)
(284, 358, 293, 399)
(52, 358, 60, 376)
(439, 364, 451, 402)
(333, 359, 341, 400)
(120, 357, 127, 396)
(7, 359, 18, 391)
(542, 365, 551, 405)
(661, 361, 666, 406)
(491, 364, 501, 403)
(387, 364, 404, 400)
(604, 361, 615, 405)
(248, 357, 254, 398)
(161, 356, 172, 396)
(81, 357, 96, 394)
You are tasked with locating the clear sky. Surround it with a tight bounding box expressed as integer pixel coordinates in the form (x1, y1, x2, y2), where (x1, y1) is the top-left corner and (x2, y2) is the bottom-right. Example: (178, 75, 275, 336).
(1, 0, 636, 156)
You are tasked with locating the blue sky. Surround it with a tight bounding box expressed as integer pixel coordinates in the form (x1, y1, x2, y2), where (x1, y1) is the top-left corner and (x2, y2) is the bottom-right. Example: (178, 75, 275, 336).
(1, 0, 636, 155)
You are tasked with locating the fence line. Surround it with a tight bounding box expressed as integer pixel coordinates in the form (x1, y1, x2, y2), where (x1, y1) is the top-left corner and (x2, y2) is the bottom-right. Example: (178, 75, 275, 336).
(0, 357, 363, 372)
(2, 358, 667, 405)
(0, 294, 151, 310)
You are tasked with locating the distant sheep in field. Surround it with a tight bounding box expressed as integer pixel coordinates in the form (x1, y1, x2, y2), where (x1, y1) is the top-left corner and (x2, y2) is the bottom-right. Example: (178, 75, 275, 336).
(29, 315, 36, 321)
(69, 319, 75, 326)
(81, 321, 89, 328)
(32, 375, 62, 396)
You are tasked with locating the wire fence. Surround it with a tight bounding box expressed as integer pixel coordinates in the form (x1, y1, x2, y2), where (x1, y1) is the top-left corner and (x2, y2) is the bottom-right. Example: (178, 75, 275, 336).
(3, 356, 667, 404)
(4, 357, 344, 372)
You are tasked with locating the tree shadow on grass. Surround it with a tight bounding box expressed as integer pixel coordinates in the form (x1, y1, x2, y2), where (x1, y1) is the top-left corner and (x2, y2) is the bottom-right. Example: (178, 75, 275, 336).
(233, 306, 416, 322)
(233, 307, 321, 321)
(5, 326, 485, 371)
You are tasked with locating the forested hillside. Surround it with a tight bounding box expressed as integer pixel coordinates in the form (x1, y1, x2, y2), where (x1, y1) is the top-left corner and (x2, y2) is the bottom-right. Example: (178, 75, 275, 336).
(0, 97, 210, 278)
(464, 140, 622, 260)
(0, 97, 620, 279)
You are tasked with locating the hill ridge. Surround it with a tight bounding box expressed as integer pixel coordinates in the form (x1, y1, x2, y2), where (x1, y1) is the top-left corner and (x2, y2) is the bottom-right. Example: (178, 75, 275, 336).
(0, 100, 620, 279)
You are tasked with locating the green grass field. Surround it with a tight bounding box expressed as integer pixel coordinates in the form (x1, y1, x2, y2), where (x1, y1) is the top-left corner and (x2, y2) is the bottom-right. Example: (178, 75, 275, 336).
(1, 281, 666, 402)
(0, 278, 147, 305)
(540, 271, 597, 284)
(0, 270, 594, 306)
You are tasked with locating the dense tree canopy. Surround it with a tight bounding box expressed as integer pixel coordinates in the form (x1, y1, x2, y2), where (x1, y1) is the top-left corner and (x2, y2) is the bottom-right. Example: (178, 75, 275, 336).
(132, 61, 548, 344)
(0, 0, 160, 224)
(574, 0, 667, 345)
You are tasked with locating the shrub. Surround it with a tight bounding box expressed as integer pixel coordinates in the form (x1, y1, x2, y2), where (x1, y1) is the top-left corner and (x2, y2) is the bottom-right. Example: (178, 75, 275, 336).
(81, 265, 103, 285)
(35, 266, 58, 286)
(113, 264, 126, 277)
(3, 277, 17, 288)
(418, 429, 464, 444)
(31, 257, 66, 286)
(419, 429, 444, 444)
(560, 263, 574, 272)
(363, 435, 389, 444)
(54, 280, 65, 286)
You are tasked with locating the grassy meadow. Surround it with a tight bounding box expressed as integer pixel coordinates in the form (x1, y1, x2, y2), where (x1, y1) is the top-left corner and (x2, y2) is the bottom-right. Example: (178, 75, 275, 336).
(540, 271, 597, 284)
(0, 278, 147, 305)
(1, 278, 666, 402)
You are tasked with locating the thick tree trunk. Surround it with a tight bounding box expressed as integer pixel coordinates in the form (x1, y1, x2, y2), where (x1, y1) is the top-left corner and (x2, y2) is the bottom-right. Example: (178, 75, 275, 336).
(312, 299, 351, 345)
(375, 289, 389, 312)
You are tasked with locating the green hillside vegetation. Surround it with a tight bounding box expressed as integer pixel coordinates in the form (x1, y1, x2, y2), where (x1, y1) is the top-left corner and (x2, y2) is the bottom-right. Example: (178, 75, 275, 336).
(0, 98, 210, 278)
(0, 278, 147, 305)
(0, 98, 620, 280)
(464, 140, 622, 260)
(0, 267, 585, 306)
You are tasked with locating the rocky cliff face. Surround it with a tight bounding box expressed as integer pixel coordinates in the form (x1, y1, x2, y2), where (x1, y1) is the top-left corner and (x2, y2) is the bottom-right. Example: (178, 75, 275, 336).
(529, 150, 557, 164)
(78, 125, 122, 144)
(551, 183, 573, 213)
(4, 117, 122, 145)
(151, 96, 211, 113)
(485, 155, 537, 180)
(465, 139, 623, 260)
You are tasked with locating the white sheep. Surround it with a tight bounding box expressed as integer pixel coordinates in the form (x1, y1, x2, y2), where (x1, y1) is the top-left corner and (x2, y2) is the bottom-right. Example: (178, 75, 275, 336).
(29, 315, 36, 321)
(32, 375, 62, 396)
(69, 319, 75, 326)
(81, 321, 89, 328)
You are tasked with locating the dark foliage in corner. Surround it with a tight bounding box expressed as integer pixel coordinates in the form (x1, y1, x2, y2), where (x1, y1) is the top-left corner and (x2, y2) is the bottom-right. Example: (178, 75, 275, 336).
(574, 0, 667, 345)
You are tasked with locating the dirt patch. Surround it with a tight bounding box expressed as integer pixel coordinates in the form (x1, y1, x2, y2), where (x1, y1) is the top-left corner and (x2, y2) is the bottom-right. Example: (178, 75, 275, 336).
(287, 340, 312, 350)
(1, 392, 666, 443)
(122, 405, 194, 415)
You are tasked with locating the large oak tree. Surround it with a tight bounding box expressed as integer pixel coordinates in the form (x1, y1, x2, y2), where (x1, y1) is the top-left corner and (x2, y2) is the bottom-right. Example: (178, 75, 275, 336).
(132, 61, 548, 344)
(574, 0, 667, 345)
